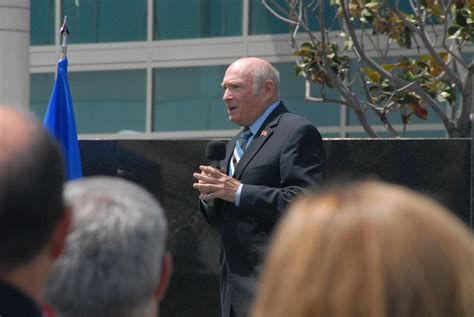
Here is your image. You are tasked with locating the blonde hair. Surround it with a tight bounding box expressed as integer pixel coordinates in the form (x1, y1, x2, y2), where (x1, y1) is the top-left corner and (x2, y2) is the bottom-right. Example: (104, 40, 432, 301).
(251, 181, 474, 317)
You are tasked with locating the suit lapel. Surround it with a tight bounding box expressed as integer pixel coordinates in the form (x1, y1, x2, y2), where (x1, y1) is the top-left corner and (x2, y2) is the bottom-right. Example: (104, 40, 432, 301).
(233, 103, 288, 180)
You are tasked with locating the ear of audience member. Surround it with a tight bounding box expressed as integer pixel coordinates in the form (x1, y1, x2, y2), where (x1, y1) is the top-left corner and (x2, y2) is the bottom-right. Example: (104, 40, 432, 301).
(45, 176, 171, 317)
(0, 105, 71, 311)
(251, 181, 474, 317)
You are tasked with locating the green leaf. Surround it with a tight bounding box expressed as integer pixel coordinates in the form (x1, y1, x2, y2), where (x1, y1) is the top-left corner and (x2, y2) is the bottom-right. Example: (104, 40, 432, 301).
(369, 85, 380, 93)
(448, 25, 461, 38)
(365, 2, 381, 10)
(456, 12, 468, 26)
(344, 38, 354, 50)
(293, 50, 312, 57)
(294, 66, 302, 76)
(402, 29, 412, 48)
(364, 68, 381, 82)
(361, 8, 374, 23)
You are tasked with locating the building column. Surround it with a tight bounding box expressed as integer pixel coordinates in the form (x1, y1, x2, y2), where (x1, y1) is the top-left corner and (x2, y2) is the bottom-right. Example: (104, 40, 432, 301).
(0, 0, 30, 109)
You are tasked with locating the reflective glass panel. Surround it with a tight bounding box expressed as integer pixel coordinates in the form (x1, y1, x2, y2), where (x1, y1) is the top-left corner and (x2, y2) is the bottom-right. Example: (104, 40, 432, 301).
(153, 62, 340, 132)
(153, 66, 232, 131)
(31, 70, 146, 133)
(61, 0, 147, 43)
(154, 0, 242, 39)
(31, 0, 55, 45)
(30, 73, 55, 119)
(249, 0, 333, 35)
(276, 62, 341, 128)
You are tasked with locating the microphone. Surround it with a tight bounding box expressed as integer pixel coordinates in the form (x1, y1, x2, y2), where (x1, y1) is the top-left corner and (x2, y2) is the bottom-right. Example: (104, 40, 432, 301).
(206, 140, 226, 168)
(204, 141, 226, 207)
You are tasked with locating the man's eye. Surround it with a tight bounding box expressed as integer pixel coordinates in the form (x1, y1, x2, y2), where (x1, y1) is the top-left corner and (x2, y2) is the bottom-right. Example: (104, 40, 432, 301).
(222, 84, 240, 92)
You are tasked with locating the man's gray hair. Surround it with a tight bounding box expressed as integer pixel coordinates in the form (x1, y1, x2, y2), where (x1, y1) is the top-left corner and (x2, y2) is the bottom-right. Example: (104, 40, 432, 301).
(252, 62, 280, 98)
(45, 176, 168, 317)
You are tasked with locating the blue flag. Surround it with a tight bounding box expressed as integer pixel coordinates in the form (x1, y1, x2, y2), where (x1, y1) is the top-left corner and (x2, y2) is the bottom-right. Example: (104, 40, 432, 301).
(43, 57, 83, 180)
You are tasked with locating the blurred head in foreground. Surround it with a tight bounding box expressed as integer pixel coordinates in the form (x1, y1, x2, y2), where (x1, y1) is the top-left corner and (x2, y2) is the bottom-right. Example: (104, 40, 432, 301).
(45, 176, 171, 317)
(251, 181, 474, 317)
(0, 105, 70, 315)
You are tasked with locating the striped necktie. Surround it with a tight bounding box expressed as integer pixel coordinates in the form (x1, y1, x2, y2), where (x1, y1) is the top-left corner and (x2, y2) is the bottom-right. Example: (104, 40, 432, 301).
(229, 128, 252, 176)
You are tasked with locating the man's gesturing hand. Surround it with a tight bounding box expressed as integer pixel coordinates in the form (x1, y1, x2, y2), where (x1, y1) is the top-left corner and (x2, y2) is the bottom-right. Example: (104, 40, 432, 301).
(193, 165, 241, 202)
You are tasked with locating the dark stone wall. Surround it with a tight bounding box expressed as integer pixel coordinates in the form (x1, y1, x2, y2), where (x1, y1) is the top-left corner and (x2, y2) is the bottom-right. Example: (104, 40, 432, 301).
(79, 138, 471, 317)
(323, 139, 471, 226)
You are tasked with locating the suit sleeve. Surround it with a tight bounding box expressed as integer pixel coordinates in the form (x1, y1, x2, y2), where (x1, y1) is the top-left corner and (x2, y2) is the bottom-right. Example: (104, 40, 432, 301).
(199, 199, 221, 227)
(238, 123, 325, 220)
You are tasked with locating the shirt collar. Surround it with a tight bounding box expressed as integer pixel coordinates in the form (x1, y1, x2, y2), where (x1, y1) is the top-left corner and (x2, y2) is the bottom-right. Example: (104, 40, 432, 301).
(248, 101, 280, 136)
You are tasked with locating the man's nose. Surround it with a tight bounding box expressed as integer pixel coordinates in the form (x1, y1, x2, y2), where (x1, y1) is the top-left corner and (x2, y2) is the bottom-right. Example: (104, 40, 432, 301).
(223, 88, 233, 101)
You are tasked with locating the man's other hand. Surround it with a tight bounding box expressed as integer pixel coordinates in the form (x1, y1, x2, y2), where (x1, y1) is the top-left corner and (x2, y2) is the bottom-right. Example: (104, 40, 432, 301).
(193, 165, 241, 202)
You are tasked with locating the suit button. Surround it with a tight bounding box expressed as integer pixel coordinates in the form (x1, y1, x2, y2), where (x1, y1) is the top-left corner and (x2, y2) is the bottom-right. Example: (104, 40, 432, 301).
(226, 247, 231, 252)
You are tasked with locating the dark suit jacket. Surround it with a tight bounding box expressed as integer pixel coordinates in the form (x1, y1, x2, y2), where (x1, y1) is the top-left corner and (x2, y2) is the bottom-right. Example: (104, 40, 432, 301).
(0, 279, 43, 317)
(200, 103, 326, 317)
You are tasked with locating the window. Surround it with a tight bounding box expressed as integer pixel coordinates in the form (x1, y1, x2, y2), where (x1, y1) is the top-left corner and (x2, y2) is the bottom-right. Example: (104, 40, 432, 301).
(154, 0, 241, 40)
(62, 0, 147, 44)
(153, 66, 233, 131)
(153, 63, 341, 132)
(30, 73, 55, 119)
(31, 70, 146, 133)
(31, 0, 55, 45)
(276, 62, 341, 127)
(249, 0, 333, 35)
(71, 69, 146, 133)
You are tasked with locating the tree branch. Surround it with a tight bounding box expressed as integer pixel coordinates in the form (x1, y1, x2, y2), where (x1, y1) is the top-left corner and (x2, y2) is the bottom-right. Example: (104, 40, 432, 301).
(456, 62, 473, 136)
(261, 0, 299, 25)
(359, 65, 400, 137)
(304, 80, 352, 106)
(263, 0, 470, 137)
(340, 0, 452, 133)
(320, 0, 378, 137)
(385, 0, 464, 88)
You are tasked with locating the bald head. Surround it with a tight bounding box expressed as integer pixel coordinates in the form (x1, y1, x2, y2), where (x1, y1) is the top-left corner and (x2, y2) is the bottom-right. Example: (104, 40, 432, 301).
(0, 105, 65, 270)
(0, 106, 36, 163)
(221, 57, 281, 126)
(229, 58, 280, 98)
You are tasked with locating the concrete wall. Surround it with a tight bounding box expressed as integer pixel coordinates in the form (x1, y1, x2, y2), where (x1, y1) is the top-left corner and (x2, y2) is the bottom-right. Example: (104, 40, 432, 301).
(0, 0, 30, 108)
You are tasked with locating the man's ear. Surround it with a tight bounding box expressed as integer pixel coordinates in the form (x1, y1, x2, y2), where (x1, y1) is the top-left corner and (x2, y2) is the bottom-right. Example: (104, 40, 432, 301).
(50, 206, 73, 259)
(154, 252, 173, 302)
(263, 80, 275, 99)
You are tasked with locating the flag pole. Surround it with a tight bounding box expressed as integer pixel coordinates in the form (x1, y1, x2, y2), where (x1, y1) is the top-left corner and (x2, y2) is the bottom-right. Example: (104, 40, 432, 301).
(59, 16, 69, 60)
(42, 16, 83, 180)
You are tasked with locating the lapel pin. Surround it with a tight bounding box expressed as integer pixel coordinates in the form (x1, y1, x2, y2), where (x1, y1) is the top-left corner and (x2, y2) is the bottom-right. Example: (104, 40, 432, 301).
(261, 130, 268, 137)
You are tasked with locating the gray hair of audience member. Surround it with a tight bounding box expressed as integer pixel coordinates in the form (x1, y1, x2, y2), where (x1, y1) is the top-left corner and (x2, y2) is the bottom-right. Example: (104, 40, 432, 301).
(45, 176, 168, 317)
(251, 181, 474, 317)
(251, 60, 280, 97)
(0, 106, 65, 270)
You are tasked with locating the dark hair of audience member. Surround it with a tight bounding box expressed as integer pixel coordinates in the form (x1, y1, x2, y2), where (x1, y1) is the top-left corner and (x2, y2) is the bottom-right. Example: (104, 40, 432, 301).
(0, 126, 65, 269)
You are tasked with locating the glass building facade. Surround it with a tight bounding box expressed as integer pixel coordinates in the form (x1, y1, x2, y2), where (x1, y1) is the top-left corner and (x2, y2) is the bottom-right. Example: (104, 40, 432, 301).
(30, 0, 467, 138)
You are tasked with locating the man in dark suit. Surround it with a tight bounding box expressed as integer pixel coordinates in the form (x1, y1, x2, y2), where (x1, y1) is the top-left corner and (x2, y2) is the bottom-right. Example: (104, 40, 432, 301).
(0, 105, 71, 316)
(193, 57, 326, 317)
